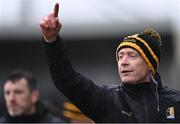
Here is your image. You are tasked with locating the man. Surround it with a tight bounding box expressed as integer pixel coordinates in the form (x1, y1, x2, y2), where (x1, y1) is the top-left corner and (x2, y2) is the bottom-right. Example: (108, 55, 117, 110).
(0, 70, 65, 123)
(40, 3, 180, 122)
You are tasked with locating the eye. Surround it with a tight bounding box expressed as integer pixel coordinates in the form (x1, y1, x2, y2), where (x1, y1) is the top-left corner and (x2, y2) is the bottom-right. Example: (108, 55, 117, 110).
(5, 91, 10, 96)
(118, 54, 123, 60)
(14, 90, 23, 94)
(128, 54, 137, 59)
(130, 54, 135, 57)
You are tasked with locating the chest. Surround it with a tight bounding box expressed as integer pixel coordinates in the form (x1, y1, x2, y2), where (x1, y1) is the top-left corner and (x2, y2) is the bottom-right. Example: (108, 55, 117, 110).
(101, 90, 180, 123)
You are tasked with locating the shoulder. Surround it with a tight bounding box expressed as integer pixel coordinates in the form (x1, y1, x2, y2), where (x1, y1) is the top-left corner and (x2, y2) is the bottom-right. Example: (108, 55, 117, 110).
(101, 84, 121, 93)
(0, 115, 8, 123)
(40, 112, 66, 123)
(101, 84, 123, 97)
(102, 84, 121, 90)
(36, 102, 67, 123)
(160, 86, 180, 101)
(46, 113, 66, 123)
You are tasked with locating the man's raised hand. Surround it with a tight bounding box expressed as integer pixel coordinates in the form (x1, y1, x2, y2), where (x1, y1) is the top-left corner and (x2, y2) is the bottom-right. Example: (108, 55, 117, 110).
(40, 3, 62, 42)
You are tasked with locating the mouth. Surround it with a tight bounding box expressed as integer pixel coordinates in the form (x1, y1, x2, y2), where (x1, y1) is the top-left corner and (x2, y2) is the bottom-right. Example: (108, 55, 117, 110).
(121, 70, 133, 74)
(9, 104, 19, 109)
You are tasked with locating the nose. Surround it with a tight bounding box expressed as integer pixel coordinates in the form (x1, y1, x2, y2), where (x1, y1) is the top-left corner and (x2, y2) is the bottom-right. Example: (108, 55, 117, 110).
(119, 55, 129, 66)
(8, 92, 16, 103)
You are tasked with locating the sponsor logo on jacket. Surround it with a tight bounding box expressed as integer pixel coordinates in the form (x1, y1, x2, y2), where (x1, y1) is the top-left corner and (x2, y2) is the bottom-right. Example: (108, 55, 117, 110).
(166, 107, 175, 119)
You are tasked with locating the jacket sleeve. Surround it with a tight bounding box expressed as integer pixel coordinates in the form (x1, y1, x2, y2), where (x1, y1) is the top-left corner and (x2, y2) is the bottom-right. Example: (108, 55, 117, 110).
(43, 37, 109, 121)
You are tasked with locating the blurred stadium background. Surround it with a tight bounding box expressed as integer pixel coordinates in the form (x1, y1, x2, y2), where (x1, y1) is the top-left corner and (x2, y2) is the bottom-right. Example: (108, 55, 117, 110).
(0, 0, 180, 118)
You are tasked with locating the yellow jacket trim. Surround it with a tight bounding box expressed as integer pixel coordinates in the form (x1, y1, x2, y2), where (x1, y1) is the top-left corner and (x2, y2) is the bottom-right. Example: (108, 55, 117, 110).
(63, 102, 81, 112)
(63, 110, 91, 121)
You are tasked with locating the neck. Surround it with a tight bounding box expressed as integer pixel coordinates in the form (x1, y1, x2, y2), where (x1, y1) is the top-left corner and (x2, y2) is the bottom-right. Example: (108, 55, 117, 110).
(25, 105, 36, 116)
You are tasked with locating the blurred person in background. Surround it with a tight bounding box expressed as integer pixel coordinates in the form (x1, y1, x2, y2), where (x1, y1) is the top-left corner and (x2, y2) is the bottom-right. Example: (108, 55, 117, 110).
(0, 69, 65, 123)
(40, 3, 180, 123)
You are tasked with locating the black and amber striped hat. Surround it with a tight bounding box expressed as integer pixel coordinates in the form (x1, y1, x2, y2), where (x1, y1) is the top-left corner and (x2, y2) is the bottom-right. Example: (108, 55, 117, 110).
(116, 28, 162, 75)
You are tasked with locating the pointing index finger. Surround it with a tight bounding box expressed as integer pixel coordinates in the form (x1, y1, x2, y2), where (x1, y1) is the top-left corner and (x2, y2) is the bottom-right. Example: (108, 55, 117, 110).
(54, 3, 59, 17)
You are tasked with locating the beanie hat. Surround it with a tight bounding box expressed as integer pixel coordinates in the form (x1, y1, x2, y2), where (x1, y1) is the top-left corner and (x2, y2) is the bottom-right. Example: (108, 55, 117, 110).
(116, 28, 162, 75)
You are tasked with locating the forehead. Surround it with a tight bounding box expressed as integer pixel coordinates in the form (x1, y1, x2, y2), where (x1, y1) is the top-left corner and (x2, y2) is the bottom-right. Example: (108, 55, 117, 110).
(118, 47, 138, 54)
(4, 78, 29, 90)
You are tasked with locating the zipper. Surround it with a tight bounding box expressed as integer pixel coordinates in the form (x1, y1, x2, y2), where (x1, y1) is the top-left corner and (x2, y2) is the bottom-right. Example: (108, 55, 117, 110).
(121, 110, 133, 117)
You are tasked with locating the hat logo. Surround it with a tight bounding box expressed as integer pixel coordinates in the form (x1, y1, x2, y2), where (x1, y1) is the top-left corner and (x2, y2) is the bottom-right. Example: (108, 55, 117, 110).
(166, 107, 175, 119)
(124, 38, 136, 43)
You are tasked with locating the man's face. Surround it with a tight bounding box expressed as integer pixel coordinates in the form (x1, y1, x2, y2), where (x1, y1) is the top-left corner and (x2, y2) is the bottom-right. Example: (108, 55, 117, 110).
(4, 78, 37, 117)
(118, 47, 151, 84)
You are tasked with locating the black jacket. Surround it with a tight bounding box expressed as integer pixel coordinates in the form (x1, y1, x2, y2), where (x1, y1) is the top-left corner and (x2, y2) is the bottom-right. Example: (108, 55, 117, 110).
(44, 38, 180, 123)
(0, 102, 65, 123)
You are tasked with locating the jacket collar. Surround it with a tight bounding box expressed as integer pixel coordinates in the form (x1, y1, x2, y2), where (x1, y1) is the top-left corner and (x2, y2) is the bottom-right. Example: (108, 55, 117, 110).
(121, 72, 162, 91)
(4, 102, 46, 123)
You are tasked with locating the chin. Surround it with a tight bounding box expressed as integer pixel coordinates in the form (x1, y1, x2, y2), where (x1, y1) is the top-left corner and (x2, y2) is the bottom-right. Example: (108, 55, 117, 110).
(122, 81, 135, 84)
(121, 77, 137, 84)
(9, 110, 22, 117)
(122, 79, 133, 84)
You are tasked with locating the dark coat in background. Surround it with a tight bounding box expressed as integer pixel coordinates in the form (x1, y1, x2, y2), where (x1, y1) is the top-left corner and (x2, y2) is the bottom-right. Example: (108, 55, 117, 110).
(0, 102, 66, 123)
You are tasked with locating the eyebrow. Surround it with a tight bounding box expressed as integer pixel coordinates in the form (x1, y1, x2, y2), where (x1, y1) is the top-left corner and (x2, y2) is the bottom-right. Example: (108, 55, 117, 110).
(119, 51, 137, 55)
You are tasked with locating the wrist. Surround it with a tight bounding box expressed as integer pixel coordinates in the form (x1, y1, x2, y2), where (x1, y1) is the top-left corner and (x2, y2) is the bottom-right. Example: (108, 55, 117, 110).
(44, 36, 57, 43)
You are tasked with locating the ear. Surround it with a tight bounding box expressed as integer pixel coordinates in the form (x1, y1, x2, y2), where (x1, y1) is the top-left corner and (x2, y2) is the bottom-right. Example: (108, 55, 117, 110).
(31, 90, 39, 104)
(147, 69, 153, 81)
(149, 69, 153, 75)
